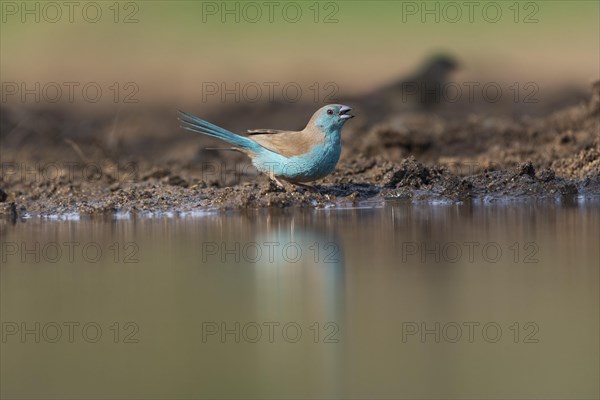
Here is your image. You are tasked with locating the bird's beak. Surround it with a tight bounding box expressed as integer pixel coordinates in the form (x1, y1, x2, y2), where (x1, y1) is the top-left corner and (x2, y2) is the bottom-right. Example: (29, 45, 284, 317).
(339, 105, 354, 119)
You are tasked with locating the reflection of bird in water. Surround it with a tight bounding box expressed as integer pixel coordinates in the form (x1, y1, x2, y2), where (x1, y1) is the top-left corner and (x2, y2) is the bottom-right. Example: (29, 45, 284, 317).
(356, 54, 459, 121)
(250, 217, 346, 393)
(252, 221, 346, 320)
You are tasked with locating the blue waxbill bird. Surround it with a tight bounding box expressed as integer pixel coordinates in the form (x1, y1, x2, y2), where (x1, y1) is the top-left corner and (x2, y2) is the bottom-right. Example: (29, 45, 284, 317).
(178, 105, 354, 187)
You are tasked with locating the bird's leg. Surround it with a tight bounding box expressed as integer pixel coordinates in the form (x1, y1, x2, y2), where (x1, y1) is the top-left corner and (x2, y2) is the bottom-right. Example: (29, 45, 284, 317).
(272, 176, 287, 188)
(267, 173, 287, 191)
(267, 173, 314, 192)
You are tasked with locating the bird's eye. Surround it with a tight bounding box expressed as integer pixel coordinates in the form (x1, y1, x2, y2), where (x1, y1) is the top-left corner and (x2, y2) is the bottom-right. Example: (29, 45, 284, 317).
(327, 109, 334, 115)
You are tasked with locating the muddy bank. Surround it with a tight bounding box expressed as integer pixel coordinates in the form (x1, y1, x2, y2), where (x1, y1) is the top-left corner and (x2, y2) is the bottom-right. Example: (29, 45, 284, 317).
(1, 83, 598, 218)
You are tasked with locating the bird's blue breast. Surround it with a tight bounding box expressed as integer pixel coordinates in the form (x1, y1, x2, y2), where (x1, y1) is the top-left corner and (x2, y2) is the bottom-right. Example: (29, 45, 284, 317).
(252, 134, 341, 182)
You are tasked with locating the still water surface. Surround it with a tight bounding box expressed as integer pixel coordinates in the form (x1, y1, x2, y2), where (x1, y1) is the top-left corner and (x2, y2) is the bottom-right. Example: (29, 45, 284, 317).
(1, 200, 599, 399)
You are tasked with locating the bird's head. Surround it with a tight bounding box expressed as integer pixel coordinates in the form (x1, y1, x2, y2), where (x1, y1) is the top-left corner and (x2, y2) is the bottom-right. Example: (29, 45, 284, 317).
(422, 54, 459, 76)
(310, 104, 354, 132)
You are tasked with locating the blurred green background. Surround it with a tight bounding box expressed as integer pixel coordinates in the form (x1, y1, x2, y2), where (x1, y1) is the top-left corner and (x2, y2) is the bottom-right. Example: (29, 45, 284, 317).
(1, 0, 598, 105)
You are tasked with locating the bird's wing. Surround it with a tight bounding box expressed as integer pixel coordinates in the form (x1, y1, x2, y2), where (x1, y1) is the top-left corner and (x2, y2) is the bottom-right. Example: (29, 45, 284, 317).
(248, 129, 320, 158)
(247, 129, 287, 135)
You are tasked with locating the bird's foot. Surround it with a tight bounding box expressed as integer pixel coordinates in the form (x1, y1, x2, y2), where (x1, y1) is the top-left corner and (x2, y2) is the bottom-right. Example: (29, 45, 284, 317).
(292, 182, 319, 192)
(268, 177, 314, 193)
(291, 183, 322, 195)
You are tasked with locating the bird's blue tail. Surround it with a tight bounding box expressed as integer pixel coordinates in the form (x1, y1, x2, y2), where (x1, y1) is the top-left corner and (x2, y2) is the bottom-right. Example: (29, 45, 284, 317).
(178, 111, 262, 153)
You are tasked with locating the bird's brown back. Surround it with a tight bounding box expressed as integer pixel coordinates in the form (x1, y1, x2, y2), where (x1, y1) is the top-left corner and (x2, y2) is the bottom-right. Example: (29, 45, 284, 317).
(247, 127, 324, 158)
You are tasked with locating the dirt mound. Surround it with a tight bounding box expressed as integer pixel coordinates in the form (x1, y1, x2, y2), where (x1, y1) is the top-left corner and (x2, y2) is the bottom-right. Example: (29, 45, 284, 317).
(348, 81, 599, 179)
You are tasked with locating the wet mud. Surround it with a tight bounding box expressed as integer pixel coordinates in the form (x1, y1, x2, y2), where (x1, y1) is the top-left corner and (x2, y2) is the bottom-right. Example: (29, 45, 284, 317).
(1, 82, 598, 219)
